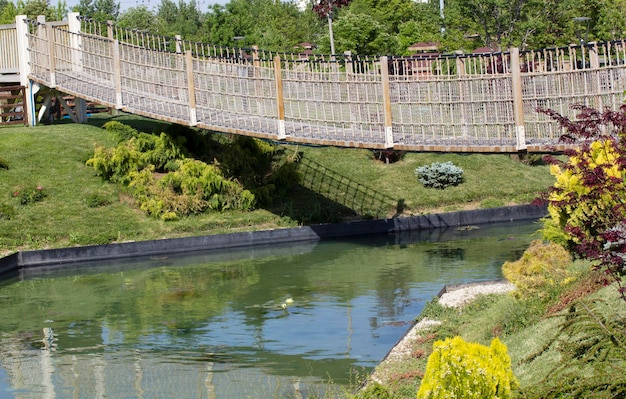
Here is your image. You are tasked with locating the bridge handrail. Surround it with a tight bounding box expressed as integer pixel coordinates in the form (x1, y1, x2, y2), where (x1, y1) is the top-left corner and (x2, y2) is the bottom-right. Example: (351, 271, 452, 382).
(70, 14, 626, 76)
(12, 14, 626, 153)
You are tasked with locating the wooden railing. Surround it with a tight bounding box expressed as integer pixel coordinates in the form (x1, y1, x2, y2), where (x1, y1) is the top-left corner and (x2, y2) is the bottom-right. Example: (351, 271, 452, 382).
(0, 85, 27, 125)
(10, 14, 626, 152)
(0, 23, 19, 80)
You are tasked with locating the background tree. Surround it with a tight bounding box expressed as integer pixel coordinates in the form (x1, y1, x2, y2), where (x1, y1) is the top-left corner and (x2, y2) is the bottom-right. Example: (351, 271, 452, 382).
(247, 0, 305, 51)
(595, 0, 626, 41)
(17, 0, 54, 20)
(328, 10, 394, 55)
(312, 0, 352, 54)
(117, 5, 156, 32)
(74, 0, 94, 16)
(0, 0, 17, 23)
(454, 0, 537, 50)
(50, 0, 67, 20)
(395, 1, 443, 55)
(73, 0, 119, 20)
(156, 0, 202, 38)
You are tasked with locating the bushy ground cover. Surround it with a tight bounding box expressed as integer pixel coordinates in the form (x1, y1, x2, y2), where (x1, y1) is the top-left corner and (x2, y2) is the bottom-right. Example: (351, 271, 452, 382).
(353, 255, 625, 399)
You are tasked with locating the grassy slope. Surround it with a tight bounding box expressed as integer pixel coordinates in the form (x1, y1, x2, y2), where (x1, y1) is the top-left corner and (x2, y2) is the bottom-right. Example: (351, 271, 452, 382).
(0, 114, 554, 255)
(365, 262, 626, 399)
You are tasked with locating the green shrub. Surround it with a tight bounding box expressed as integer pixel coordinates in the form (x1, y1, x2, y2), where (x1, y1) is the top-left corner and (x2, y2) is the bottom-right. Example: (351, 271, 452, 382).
(0, 157, 9, 170)
(502, 240, 573, 298)
(11, 185, 47, 205)
(102, 120, 140, 142)
(415, 161, 464, 189)
(417, 336, 518, 399)
(126, 159, 256, 219)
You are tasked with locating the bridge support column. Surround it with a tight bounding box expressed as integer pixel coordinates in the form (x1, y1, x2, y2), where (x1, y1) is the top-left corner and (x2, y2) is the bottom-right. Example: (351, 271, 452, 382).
(510, 48, 527, 151)
(185, 51, 197, 126)
(15, 15, 34, 126)
(380, 56, 394, 148)
(273, 55, 286, 140)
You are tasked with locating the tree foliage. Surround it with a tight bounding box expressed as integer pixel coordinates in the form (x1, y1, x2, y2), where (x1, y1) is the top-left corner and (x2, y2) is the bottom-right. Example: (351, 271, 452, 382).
(0, 0, 17, 24)
(312, 0, 351, 19)
(13, 0, 626, 57)
(73, 0, 119, 20)
(538, 104, 626, 301)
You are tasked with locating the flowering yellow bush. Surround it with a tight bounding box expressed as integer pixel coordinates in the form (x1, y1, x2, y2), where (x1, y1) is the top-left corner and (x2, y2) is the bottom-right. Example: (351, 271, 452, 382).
(542, 139, 626, 249)
(417, 336, 518, 399)
(502, 240, 573, 297)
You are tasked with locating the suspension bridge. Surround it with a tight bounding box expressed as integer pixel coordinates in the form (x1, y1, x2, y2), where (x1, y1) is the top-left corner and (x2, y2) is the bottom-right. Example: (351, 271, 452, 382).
(2, 13, 626, 153)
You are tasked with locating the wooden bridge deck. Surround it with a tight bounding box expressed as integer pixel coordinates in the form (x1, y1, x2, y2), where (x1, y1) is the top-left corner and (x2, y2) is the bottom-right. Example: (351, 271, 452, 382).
(5, 14, 626, 152)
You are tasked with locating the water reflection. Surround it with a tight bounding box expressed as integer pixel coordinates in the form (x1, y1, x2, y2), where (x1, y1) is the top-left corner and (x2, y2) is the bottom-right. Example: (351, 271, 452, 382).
(0, 221, 538, 398)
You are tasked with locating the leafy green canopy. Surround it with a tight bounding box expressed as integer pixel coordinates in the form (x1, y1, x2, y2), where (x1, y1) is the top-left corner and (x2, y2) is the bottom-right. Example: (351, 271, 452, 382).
(538, 104, 626, 301)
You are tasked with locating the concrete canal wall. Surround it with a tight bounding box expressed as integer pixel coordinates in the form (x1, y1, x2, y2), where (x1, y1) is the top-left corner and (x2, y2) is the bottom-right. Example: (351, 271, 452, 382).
(0, 203, 547, 277)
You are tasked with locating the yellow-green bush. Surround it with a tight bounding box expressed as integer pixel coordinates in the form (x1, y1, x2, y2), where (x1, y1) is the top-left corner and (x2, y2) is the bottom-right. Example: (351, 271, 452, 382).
(502, 240, 573, 297)
(542, 139, 626, 250)
(417, 336, 518, 399)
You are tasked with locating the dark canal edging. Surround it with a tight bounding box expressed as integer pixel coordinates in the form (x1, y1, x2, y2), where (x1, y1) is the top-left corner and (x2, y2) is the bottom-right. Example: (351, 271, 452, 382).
(0, 203, 547, 279)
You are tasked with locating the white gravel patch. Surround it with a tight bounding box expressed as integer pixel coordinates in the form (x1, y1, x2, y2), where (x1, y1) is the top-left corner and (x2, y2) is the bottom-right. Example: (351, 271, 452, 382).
(438, 281, 516, 307)
(382, 318, 442, 362)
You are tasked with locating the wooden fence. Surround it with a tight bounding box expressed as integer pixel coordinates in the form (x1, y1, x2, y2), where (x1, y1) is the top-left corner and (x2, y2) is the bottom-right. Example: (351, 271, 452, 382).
(0, 85, 27, 125)
(9, 14, 626, 152)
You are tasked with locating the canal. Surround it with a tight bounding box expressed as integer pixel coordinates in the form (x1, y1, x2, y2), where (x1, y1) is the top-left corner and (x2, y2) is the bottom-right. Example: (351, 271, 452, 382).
(0, 220, 539, 398)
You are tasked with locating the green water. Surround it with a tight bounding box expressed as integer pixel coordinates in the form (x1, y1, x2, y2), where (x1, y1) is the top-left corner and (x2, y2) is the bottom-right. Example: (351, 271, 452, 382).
(0, 221, 539, 398)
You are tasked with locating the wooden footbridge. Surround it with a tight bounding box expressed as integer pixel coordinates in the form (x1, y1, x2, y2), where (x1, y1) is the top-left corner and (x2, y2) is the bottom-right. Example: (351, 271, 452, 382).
(3, 13, 626, 152)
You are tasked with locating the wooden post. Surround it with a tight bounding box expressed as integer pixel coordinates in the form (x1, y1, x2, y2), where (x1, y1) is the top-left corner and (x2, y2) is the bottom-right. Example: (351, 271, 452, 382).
(510, 47, 526, 151)
(175, 35, 182, 53)
(107, 20, 113, 40)
(46, 22, 56, 88)
(344, 51, 353, 75)
(112, 39, 122, 109)
(273, 55, 286, 140)
(380, 56, 394, 148)
(15, 15, 33, 126)
(185, 50, 197, 126)
(589, 42, 603, 110)
(455, 51, 468, 138)
(67, 12, 82, 73)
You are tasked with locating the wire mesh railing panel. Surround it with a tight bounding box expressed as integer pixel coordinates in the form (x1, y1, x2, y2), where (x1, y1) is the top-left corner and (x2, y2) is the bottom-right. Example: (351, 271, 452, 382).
(391, 75, 516, 147)
(119, 44, 189, 121)
(281, 62, 386, 145)
(521, 65, 626, 144)
(27, 23, 51, 84)
(193, 58, 279, 134)
(52, 30, 116, 106)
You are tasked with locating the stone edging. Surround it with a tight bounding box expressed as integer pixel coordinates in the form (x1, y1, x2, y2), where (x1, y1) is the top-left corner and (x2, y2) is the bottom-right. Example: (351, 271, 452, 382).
(0, 203, 546, 278)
